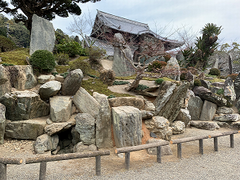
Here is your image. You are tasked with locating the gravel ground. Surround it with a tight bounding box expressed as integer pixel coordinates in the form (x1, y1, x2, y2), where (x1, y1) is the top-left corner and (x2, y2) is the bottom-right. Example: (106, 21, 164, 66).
(3, 129, 240, 180)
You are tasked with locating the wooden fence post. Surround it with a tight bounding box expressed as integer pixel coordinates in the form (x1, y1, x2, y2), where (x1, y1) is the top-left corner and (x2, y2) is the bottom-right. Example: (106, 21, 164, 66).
(95, 155, 101, 176)
(214, 137, 218, 151)
(199, 139, 203, 155)
(177, 143, 182, 159)
(230, 134, 234, 148)
(0, 163, 7, 180)
(39, 162, 47, 180)
(125, 152, 130, 170)
(157, 146, 161, 163)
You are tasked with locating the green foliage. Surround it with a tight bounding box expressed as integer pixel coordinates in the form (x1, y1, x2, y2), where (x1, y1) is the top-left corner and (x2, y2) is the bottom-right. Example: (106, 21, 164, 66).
(155, 78, 164, 85)
(29, 50, 55, 73)
(148, 60, 167, 72)
(113, 81, 130, 85)
(0, 48, 28, 65)
(107, 95, 116, 99)
(209, 68, 220, 76)
(55, 40, 86, 57)
(216, 88, 224, 95)
(0, 35, 16, 52)
(2, 63, 14, 66)
(88, 74, 98, 78)
(86, 46, 106, 62)
(52, 72, 58, 76)
(69, 57, 90, 75)
(194, 79, 202, 86)
(54, 53, 69, 65)
(60, 72, 69, 78)
(136, 84, 149, 91)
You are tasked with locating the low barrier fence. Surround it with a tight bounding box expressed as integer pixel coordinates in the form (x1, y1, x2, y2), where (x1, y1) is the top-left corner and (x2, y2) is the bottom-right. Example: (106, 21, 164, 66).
(0, 130, 239, 179)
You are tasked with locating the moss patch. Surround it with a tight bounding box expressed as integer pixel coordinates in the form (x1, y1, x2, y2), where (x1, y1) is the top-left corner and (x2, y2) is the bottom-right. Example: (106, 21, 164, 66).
(56, 65, 70, 73)
(0, 48, 29, 65)
(81, 78, 132, 97)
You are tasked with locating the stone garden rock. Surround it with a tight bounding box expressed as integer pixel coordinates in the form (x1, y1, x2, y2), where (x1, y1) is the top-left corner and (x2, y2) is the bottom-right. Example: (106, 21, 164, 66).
(141, 110, 154, 120)
(37, 75, 55, 84)
(188, 96, 203, 120)
(200, 79, 211, 89)
(144, 100, 155, 112)
(211, 82, 225, 88)
(0, 90, 49, 121)
(50, 96, 72, 122)
(44, 116, 76, 136)
(112, 33, 135, 77)
(73, 142, 97, 153)
(34, 134, 59, 154)
(213, 114, 240, 122)
(155, 81, 189, 123)
(200, 100, 217, 121)
(55, 75, 64, 83)
(5, 65, 37, 90)
(145, 116, 172, 141)
(39, 81, 61, 100)
(210, 86, 222, 94)
(216, 107, 234, 114)
(193, 86, 227, 107)
(0, 103, 6, 144)
(172, 121, 185, 135)
(234, 73, 240, 99)
(163, 57, 181, 81)
(224, 77, 236, 103)
(108, 97, 145, 110)
(176, 109, 191, 126)
(62, 69, 84, 96)
(93, 92, 113, 148)
(112, 106, 142, 148)
(231, 122, 240, 130)
(185, 71, 194, 83)
(146, 138, 172, 155)
(0, 65, 11, 98)
(30, 14, 56, 55)
(73, 87, 100, 119)
(5, 119, 46, 140)
(71, 127, 80, 145)
(189, 121, 220, 131)
(75, 113, 96, 145)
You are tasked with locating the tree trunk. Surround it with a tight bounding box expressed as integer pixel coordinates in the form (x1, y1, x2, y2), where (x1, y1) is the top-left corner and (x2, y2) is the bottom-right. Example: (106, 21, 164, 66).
(125, 68, 144, 91)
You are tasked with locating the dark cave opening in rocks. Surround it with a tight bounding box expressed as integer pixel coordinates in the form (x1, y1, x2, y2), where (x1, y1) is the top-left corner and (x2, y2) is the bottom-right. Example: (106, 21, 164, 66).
(56, 128, 74, 154)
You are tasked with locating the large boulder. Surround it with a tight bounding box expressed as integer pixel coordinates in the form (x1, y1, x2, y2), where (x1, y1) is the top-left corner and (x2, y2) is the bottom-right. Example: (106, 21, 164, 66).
(108, 97, 145, 110)
(193, 86, 227, 107)
(5, 119, 46, 140)
(34, 134, 59, 154)
(0, 103, 6, 144)
(146, 138, 172, 155)
(44, 116, 76, 136)
(145, 116, 172, 141)
(73, 142, 97, 153)
(190, 121, 220, 131)
(175, 109, 191, 126)
(75, 113, 96, 145)
(30, 14, 56, 55)
(234, 73, 240, 100)
(200, 100, 217, 121)
(112, 106, 142, 148)
(62, 69, 84, 96)
(73, 87, 100, 119)
(37, 75, 55, 84)
(39, 81, 61, 100)
(213, 114, 240, 122)
(162, 57, 181, 81)
(112, 33, 135, 77)
(171, 121, 185, 135)
(5, 65, 37, 90)
(0, 65, 11, 98)
(216, 106, 234, 114)
(224, 77, 236, 104)
(188, 95, 203, 120)
(50, 96, 72, 122)
(154, 81, 189, 123)
(93, 92, 113, 148)
(0, 91, 49, 121)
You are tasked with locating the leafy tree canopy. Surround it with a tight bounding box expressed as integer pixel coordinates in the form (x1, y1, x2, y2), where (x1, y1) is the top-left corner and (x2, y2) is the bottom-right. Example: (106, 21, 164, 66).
(0, 0, 101, 32)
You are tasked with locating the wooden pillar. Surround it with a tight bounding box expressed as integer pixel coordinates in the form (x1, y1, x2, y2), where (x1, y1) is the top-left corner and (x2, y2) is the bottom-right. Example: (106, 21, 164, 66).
(214, 137, 218, 151)
(157, 146, 161, 163)
(95, 155, 101, 176)
(0, 163, 7, 180)
(125, 152, 130, 170)
(39, 162, 47, 180)
(230, 134, 234, 148)
(177, 143, 182, 159)
(199, 139, 203, 155)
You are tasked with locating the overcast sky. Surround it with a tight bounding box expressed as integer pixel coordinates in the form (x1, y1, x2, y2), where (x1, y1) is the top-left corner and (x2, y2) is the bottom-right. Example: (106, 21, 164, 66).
(50, 0, 240, 46)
